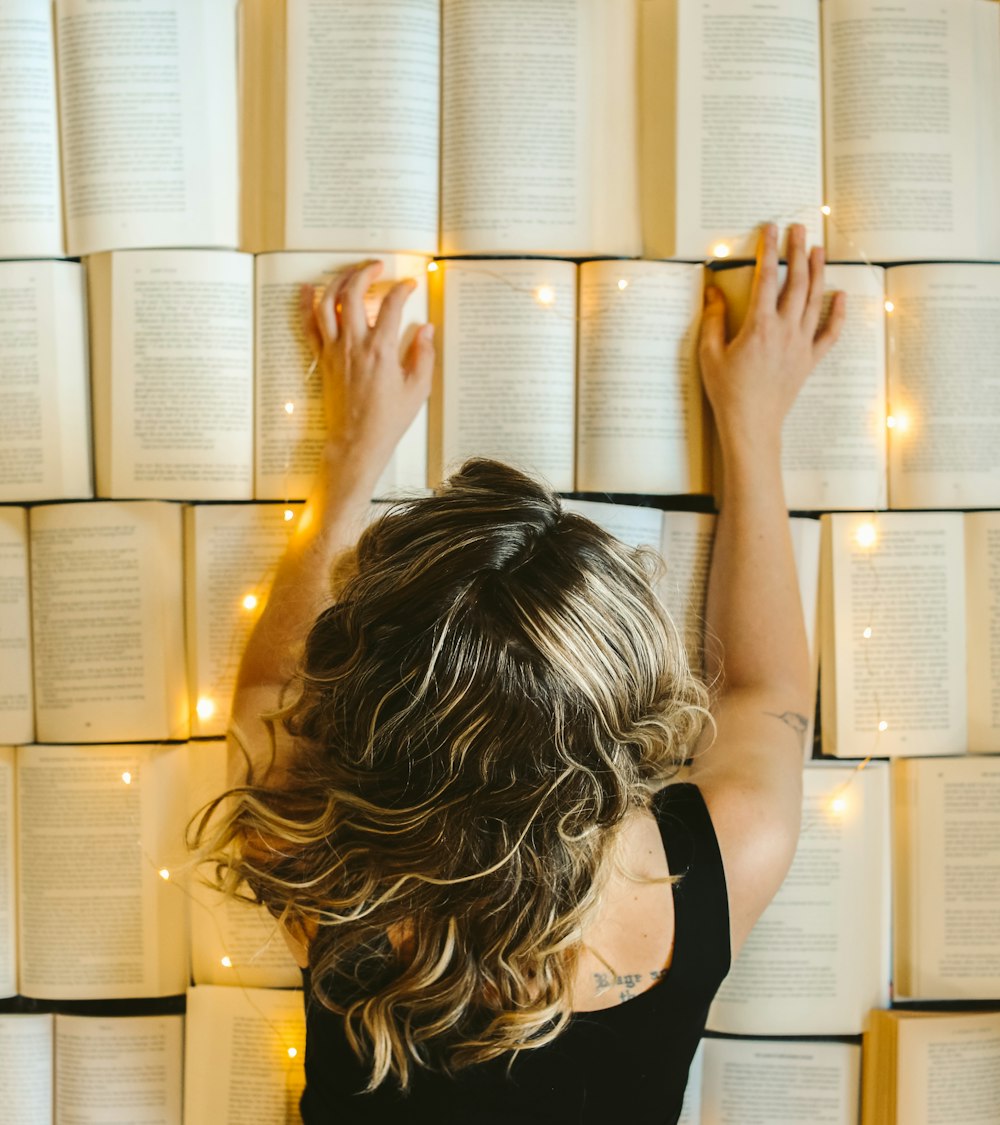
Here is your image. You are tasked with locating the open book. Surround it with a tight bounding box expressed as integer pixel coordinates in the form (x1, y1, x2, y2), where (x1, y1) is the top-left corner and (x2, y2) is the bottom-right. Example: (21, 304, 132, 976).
(641, 0, 1000, 261)
(706, 762, 890, 1036)
(0, 1011, 183, 1125)
(819, 510, 1000, 757)
(3, 742, 188, 1001)
(862, 1010, 1000, 1124)
(892, 755, 1000, 1001)
(0, 509, 33, 746)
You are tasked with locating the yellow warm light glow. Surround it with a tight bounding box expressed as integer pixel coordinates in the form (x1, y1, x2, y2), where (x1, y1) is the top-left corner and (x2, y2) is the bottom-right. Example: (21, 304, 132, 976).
(884, 300, 895, 313)
(887, 413, 908, 433)
(855, 523, 877, 549)
(221, 956, 232, 968)
(426, 261, 439, 272)
(159, 868, 170, 880)
(878, 720, 889, 732)
(196, 697, 216, 721)
(820, 204, 832, 216)
(617, 278, 629, 290)
(535, 285, 555, 305)
(287, 1047, 298, 1059)
(283, 508, 295, 522)
(242, 594, 259, 611)
(284, 401, 295, 415)
(830, 796, 847, 814)
(712, 243, 730, 258)
(862, 626, 873, 639)
(121, 771, 132, 785)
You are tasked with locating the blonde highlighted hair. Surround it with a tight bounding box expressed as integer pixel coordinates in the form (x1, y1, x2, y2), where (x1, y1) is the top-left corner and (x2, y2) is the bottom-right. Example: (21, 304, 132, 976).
(190, 459, 710, 1090)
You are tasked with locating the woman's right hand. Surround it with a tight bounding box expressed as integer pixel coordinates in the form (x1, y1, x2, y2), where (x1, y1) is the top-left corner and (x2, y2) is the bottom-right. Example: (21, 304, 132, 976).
(698, 222, 846, 453)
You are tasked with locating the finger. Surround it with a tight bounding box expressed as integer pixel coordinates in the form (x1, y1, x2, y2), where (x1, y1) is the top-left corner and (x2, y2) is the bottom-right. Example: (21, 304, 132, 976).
(811, 290, 847, 364)
(402, 322, 436, 397)
(316, 269, 351, 345)
(801, 245, 826, 331)
(747, 223, 779, 323)
(698, 284, 728, 366)
(299, 283, 324, 355)
(373, 277, 418, 347)
(777, 224, 809, 318)
(339, 259, 384, 340)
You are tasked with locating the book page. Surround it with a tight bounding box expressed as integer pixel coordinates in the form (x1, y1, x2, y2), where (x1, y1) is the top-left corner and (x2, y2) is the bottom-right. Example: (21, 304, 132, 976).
(561, 499, 664, 551)
(0, 1, 63, 256)
(92, 250, 253, 501)
(284, 0, 438, 253)
(441, 0, 639, 256)
(184, 985, 306, 1125)
(30, 501, 188, 743)
(708, 763, 890, 1035)
(55, 1014, 183, 1124)
(893, 756, 1000, 1000)
(185, 504, 300, 737)
(0, 747, 15, 997)
(0, 1013, 53, 1125)
(431, 260, 577, 491)
(55, 0, 238, 256)
(965, 511, 1000, 752)
(255, 252, 430, 501)
(895, 1012, 1000, 1124)
(576, 261, 707, 495)
(790, 516, 822, 757)
(0, 510, 32, 744)
(701, 1038, 861, 1124)
(711, 263, 887, 511)
(821, 512, 966, 758)
(188, 742, 301, 988)
(677, 1039, 703, 1125)
(823, 0, 1000, 261)
(0, 260, 92, 502)
(17, 743, 188, 1000)
(886, 264, 1000, 510)
(674, 0, 823, 260)
(657, 511, 716, 676)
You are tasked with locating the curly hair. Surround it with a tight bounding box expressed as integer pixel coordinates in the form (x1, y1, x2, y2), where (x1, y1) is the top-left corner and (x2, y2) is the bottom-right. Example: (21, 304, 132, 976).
(190, 459, 711, 1090)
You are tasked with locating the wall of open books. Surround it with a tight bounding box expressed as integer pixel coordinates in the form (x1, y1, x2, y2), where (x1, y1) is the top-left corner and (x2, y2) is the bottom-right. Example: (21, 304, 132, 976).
(0, 0, 998, 1122)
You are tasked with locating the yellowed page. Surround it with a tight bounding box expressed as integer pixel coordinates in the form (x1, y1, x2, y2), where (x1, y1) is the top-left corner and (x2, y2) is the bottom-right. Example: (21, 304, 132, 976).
(17, 743, 188, 1000)
(95, 250, 253, 501)
(893, 756, 1000, 1001)
(562, 499, 664, 551)
(657, 511, 716, 676)
(183, 985, 305, 1125)
(0, 511, 32, 745)
(674, 0, 823, 260)
(821, 512, 966, 758)
(576, 261, 707, 495)
(896, 1012, 1000, 1124)
(441, 0, 639, 256)
(886, 264, 1000, 510)
(254, 251, 429, 500)
(55, 1014, 183, 1125)
(0, 1, 63, 256)
(966, 511, 1000, 752)
(823, 0, 1000, 261)
(432, 259, 577, 491)
(284, 0, 438, 253)
(0, 747, 15, 998)
(0, 1013, 53, 1124)
(709, 763, 890, 1035)
(0, 261, 91, 502)
(638, 0, 678, 259)
(711, 263, 886, 511)
(30, 501, 188, 743)
(56, 0, 238, 256)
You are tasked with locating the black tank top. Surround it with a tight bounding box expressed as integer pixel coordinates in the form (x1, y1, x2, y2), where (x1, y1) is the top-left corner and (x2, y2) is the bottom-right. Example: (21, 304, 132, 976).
(300, 782, 731, 1124)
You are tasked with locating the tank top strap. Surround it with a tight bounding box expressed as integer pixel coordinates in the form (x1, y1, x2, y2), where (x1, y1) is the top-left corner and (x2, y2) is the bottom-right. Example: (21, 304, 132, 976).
(651, 781, 732, 988)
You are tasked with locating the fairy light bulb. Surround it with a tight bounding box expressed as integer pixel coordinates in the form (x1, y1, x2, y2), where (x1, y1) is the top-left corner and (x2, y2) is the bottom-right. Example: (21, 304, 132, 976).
(158, 868, 170, 880)
(283, 508, 294, 522)
(878, 720, 889, 732)
(242, 593, 258, 611)
(121, 771, 132, 785)
(221, 956, 232, 968)
(287, 1047, 298, 1059)
(830, 796, 846, 814)
(884, 300, 895, 313)
(712, 243, 730, 258)
(617, 278, 629, 290)
(854, 522, 877, 549)
(426, 261, 438, 273)
(887, 413, 908, 433)
(284, 401, 295, 415)
(535, 285, 555, 305)
(196, 697, 216, 721)
(820, 204, 832, 216)
(862, 626, 873, 639)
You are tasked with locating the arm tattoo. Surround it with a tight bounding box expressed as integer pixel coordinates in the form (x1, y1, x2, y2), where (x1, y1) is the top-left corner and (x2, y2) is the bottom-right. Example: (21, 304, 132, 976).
(764, 710, 808, 737)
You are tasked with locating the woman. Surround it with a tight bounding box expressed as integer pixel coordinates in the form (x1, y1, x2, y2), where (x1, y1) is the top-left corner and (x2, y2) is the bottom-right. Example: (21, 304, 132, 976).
(193, 221, 845, 1122)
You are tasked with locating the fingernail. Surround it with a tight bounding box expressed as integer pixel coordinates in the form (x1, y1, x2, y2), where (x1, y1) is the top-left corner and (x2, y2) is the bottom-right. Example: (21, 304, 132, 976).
(705, 286, 719, 303)
(766, 223, 777, 239)
(424, 324, 435, 341)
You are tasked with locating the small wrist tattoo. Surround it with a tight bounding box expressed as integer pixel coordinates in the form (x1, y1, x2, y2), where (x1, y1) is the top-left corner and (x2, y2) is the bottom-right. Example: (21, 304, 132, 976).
(764, 710, 809, 736)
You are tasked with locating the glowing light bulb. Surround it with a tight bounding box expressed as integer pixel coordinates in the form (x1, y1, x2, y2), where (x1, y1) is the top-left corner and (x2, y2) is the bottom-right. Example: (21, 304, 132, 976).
(820, 204, 832, 216)
(242, 593, 258, 611)
(121, 771, 132, 785)
(854, 523, 877, 549)
(426, 261, 439, 273)
(535, 285, 555, 305)
(196, 697, 216, 721)
(283, 508, 294, 522)
(862, 626, 873, 639)
(287, 1047, 298, 1059)
(221, 956, 232, 968)
(712, 243, 730, 258)
(617, 278, 629, 290)
(878, 720, 889, 732)
(831, 796, 846, 814)
(284, 401, 295, 415)
(884, 300, 894, 313)
(891, 413, 908, 433)
(159, 868, 170, 880)
(886, 415, 897, 429)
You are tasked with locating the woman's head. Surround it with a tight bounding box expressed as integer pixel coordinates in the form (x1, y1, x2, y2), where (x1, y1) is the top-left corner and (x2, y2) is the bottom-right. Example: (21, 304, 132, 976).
(195, 459, 709, 1087)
